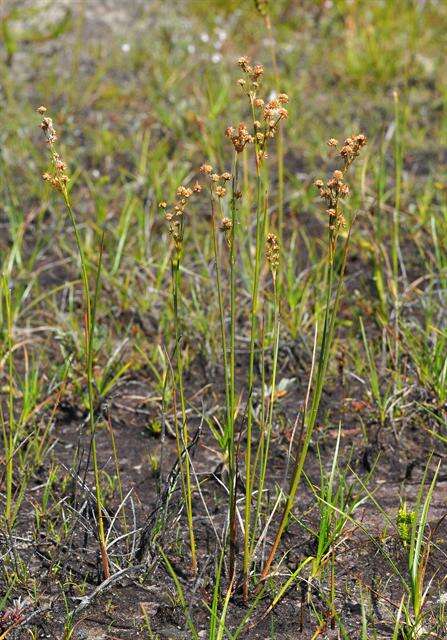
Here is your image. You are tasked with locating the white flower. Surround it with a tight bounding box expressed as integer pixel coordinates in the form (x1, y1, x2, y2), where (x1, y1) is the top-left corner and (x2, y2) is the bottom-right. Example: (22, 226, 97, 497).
(121, 43, 130, 53)
(439, 592, 447, 605)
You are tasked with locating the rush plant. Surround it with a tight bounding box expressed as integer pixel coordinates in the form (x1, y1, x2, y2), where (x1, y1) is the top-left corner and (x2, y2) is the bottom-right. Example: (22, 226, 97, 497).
(159, 57, 367, 603)
(260, 132, 367, 582)
(36, 107, 110, 579)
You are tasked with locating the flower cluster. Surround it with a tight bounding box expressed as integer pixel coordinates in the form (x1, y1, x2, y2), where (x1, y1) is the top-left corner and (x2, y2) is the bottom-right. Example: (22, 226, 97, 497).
(37, 106, 70, 193)
(199, 164, 235, 240)
(339, 134, 367, 166)
(315, 134, 367, 235)
(160, 181, 202, 251)
(38, 108, 57, 144)
(226, 57, 289, 164)
(253, 94, 288, 161)
(221, 217, 232, 232)
(225, 123, 253, 154)
(200, 164, 232, 199)
(237, 56, 264, 87)
(265, 233, 280, 273)
(262, 94, 289, 122)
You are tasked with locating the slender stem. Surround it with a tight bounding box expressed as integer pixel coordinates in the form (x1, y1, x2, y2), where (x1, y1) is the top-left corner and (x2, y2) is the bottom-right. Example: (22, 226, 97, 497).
(2, 277, 14, 527)
(210, 190, 231, 431)
(265, 14, 284, 247)
(172, 252, 197, 574)
(210, 184, 238, 576)
(228, 152, 238, 581)
(62, 191, 110, 579)
(251, 271, 280, 556)
(260, 219, 354, 581)
(105, 410, 128, 540)
(242, 156, 265, 601)
(392, 91, 402, 378)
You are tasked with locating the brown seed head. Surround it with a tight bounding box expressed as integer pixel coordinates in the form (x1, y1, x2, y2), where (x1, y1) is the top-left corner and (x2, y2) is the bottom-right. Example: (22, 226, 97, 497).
(237, 56, 251, 72)
(226, 122, 253, 153)
(221, 217, 232, 231)
(252, 64, 264, 79)
(177, 185, 193, 198)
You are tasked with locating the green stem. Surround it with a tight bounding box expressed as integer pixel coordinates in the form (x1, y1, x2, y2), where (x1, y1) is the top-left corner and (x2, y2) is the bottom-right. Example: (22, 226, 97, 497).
(62, 190, 110, 579)
(266, 15, 284, 247)
(2, 276, 14, 527)
(392, 91, 402, 378)
(172, 252, 197, 574)
(243, 158, 266, 600)
(260, 221, 354, 581)
(228, 152, 238, 581)
(250, 270, 280, 557)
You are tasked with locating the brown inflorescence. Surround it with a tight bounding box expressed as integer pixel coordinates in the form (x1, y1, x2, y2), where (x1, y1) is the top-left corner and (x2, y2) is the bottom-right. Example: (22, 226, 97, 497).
(161, 179, 202, 251)
(225, 123, 253, 153)
(37, 107, 70, 193)
(227, 56, 289, 164)
(220, 217, 232, 231)
(315, 134, 367, 234)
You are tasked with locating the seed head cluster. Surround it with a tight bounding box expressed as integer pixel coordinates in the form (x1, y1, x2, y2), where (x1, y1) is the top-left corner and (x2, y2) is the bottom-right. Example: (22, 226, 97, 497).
(200, 164, 233, 199)
(160, 181, 202, 251)
(340, 134, 367, 165)
(315, 134, 367, 234)
(37, 106, 70, 193)
(226, 57, 289, 164)
(199, 163, 235, 238)
(225, 123, 253, 154)
(220, 217, 232, 231)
